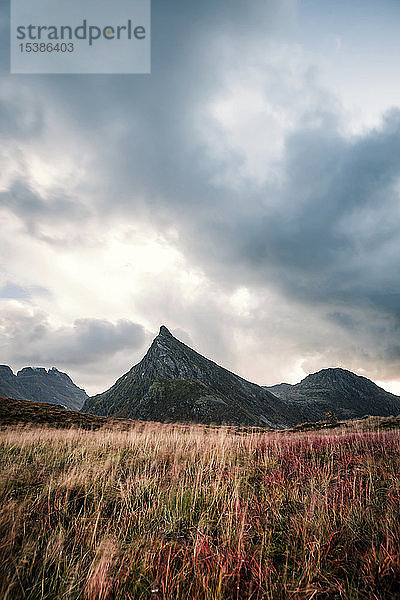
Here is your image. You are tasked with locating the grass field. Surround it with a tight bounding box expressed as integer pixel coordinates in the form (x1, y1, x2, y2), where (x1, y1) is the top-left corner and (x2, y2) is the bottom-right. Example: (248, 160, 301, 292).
(0, 423, 399, 599)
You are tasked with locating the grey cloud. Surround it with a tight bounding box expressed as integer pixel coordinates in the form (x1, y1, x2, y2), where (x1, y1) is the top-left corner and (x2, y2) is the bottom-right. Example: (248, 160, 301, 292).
(327, 312, 358, 331)
(168, 110, 400, 307)
(0, 91, 44, 139)
(0, 282, 50, 302)
(0, 282, 30, 301)
(70, 319, 146, 360)
(0, 181, 92, 242)
(0, 1, 9, 73)
(0, 0, 293, 212)
(1, 181, 47, 217)
(38, 318, 146, 366)
(0, 308, 146, 367)
(239, 111, 400, 306)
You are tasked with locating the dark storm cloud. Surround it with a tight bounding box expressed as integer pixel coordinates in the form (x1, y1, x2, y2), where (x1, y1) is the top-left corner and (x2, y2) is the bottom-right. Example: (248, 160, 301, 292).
(0, 0, 292, 210)
(232, 111, 400, 308)
(64, 318, 146, 362)
(0, 308, 146, 366)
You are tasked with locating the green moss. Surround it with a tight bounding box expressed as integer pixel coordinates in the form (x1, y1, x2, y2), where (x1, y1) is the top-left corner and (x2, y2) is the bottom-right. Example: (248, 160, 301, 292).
(149, 379, 207, 400)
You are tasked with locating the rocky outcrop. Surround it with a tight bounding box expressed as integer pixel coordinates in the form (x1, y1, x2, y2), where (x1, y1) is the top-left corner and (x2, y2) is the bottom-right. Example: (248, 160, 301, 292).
(0, 365, 87, 411)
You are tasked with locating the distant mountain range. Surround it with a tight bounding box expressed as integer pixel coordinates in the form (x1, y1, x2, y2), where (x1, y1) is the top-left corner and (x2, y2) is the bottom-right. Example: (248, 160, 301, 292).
(82, 326, 400, 427)
(0, 365, 87, 411)
(2, 327, 399, 426)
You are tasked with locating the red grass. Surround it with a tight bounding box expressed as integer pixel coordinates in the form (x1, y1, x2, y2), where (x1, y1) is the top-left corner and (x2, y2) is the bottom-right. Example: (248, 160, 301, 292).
(0, 424, 399, 599)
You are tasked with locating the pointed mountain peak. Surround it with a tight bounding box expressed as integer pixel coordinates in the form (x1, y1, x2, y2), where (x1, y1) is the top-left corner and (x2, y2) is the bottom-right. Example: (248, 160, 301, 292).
(158, 325, 173, 337)
(83, 325, 289, 427)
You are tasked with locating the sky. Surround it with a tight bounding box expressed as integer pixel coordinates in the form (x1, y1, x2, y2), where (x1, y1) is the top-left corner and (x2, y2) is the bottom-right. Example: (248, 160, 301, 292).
(1, 0, 400, 396)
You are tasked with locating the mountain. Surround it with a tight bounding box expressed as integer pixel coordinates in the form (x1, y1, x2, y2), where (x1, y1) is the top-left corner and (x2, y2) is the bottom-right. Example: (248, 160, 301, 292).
(264, 368, 400, 422)
(82, 326, 303, 427)
(0, 366, 87, 411)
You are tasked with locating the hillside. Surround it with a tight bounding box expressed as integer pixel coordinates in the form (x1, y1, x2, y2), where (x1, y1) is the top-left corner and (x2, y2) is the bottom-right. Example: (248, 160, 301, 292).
(0, 396, 134, 429)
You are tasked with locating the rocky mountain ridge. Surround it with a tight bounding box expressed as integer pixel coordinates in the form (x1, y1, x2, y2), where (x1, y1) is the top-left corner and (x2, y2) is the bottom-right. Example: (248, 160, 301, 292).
(0, 365, 87, 411)
(264, 368, 400, 422)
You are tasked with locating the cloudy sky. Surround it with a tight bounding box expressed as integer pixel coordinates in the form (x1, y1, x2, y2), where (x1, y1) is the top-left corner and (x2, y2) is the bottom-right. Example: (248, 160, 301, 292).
(1, 0, 400, 395)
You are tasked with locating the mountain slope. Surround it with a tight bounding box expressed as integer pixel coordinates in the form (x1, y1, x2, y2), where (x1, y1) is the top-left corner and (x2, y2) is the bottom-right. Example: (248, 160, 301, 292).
(82, 326, 301, 427)
(0, 366, 29, 400)
(265, 368, 400, 422)
(0, 366, 87, 411)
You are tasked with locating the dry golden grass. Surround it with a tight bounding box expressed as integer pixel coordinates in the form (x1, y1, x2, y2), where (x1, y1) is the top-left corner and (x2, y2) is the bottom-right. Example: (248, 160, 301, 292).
(0, 423, 399, 599)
